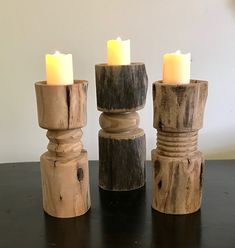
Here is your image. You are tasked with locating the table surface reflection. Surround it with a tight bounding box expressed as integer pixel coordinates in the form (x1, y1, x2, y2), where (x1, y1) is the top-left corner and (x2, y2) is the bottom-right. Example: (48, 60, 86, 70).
(0, 160, 235, 248)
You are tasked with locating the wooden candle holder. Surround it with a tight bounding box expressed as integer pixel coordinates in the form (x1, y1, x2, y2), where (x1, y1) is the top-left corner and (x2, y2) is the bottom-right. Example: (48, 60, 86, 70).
(95, 63, 148, 191)
(152, 80, 208, 214)
(35, 80, 91, 218)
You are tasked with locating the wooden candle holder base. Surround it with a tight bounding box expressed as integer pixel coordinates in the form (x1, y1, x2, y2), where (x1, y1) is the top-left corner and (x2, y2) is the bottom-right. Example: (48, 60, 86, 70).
(41, 149, 90, 218)
(151, 80, 208, 215)
(95, 63, 148, 191)
(35, 81, 91, 218)
(99, 128, 146, 191)
(152, 150, 204, 214)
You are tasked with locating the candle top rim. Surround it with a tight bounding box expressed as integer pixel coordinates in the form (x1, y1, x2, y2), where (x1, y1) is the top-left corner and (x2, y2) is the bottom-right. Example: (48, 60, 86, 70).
(95, 62, 145, 67)
(107, 38, 130, 42)
(164, 51, 191, 57)
(156, 80, 208, 85)
(35, 80, 88, 86)
(46, 52, 72, 56)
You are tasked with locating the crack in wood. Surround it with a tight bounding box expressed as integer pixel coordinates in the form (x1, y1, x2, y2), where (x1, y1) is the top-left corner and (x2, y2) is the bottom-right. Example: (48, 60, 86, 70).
(77, 168, 84, 181)
(66, 86, 71, 129)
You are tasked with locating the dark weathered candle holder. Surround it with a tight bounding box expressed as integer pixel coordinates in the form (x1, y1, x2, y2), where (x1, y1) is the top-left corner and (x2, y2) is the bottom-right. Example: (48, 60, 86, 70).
(95, 63, 148, 191)
(35, 80, 91, 218)
(152, 80, 208, 214)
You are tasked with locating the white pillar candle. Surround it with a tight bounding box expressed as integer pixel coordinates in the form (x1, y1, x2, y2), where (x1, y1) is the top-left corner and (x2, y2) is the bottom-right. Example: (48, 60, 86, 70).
(107, 37, 131, 65)
(45, 51, 73, 85)
(163, 50, 191, 84)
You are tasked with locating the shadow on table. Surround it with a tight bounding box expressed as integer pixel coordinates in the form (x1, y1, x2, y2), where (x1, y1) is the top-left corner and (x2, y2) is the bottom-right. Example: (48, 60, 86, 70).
(99, 186, 147, 247)
(151, 210, 202, 248)
(44, 211, 91, 248)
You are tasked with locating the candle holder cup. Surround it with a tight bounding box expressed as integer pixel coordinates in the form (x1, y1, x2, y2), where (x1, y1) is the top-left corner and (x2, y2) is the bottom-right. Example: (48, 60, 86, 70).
(152, 80, 208, 214)
(95, 63, 148, 191)
(35, 80, 91, 218)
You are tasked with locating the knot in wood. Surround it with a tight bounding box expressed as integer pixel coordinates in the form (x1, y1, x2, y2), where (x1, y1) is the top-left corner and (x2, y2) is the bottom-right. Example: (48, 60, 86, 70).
(157, 131, 198, 157)
(99, 112, 140, 133)
(77, 168, 84, 181)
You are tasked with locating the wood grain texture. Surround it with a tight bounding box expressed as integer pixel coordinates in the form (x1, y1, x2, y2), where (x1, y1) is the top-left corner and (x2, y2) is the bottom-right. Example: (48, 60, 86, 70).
(152, 80, 208, 131)
(99, 112, 139, 133)
(152, 80, 208, 215)
(46, 129, 83, 160)
(99, 127, 144, 140)
(99, 132, 146, 191)
(35, 80, 87, 130)
(40, 150, 91, 218)
(95, 63, 148, 113)
(152, 150, 204, 215)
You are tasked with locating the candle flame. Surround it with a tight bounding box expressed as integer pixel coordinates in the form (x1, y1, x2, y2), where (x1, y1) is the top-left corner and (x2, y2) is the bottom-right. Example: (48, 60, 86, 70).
(116, 36, 122, 41)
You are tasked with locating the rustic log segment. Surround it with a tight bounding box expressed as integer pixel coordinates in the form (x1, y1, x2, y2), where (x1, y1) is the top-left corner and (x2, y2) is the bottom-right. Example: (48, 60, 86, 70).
(99, 129, 146, 191)
(35, 81, 91, 218)
(35, 80, 87, 130)
(152, 80, 208, 131)
(95, 63, 148, 113)
(151, 80, 208, 215)
(95, 63, 148, 191)
(41, 149, 90, 218)
(152, 150, 204, 214)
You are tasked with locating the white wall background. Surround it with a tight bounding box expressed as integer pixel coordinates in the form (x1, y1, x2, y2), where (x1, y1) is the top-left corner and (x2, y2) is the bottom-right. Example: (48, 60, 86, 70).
(1, 0, 235, 163)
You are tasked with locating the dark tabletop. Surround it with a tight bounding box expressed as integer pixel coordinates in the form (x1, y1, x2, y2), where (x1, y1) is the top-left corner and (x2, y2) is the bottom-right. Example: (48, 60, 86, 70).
(0, 161, 235, 248)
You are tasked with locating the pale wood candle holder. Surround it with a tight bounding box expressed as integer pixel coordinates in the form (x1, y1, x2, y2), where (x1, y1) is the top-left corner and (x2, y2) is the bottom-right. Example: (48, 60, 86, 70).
(152, 80, 208, 214)
(95, 63, 148, 191)
(35, 80, 91, 218)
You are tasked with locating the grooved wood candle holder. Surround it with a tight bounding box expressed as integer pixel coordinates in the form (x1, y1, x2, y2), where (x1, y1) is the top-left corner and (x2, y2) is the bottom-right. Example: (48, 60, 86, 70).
(95, 63, 148, 191)
(151, 80, 208, 215)
(35, 80, 91, 218)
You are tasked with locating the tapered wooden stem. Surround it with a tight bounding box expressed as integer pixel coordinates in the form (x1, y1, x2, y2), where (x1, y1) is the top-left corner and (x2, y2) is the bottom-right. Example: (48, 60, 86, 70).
(35, 81, 91, 218)
(95, 63, 148, 191)
(152, 80, 208, 214)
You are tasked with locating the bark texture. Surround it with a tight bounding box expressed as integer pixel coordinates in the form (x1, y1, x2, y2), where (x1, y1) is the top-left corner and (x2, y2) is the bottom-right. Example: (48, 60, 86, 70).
(99, 129, 146, 191)
(152, 80, 208, 131)
(95, 63, 148, 113)
(152, 150, 204, 214)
